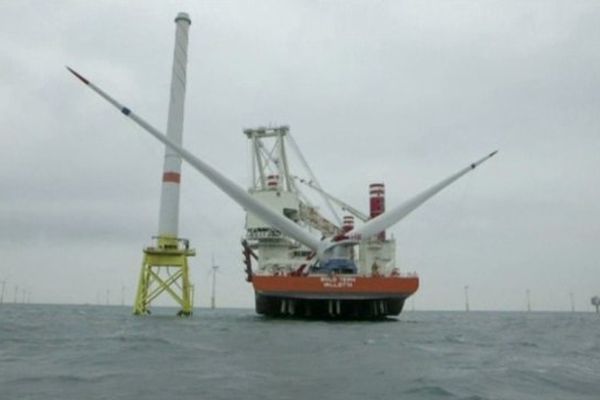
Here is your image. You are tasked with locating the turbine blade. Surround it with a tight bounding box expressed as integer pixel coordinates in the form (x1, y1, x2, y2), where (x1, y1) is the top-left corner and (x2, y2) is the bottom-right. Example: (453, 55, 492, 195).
(66, 66, 90, 84)
(346, 151, 498, 241)
(67, 67, 322, 252)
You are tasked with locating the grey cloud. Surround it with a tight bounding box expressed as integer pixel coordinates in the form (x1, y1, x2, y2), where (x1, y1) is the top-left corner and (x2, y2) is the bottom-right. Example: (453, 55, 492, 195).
(1, 1, 599, 309)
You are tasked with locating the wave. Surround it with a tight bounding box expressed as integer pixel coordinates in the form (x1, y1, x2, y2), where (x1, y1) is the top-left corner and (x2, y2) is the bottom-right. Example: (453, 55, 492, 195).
(403, 385, 456, 397)
(8, 372, 121, 385)
(511, 340, 539, 348)
(108, 334, 173, 346)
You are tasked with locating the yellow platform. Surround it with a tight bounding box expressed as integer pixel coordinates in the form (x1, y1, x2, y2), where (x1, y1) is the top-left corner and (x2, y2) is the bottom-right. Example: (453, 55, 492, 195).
(133, 237, 195, 316)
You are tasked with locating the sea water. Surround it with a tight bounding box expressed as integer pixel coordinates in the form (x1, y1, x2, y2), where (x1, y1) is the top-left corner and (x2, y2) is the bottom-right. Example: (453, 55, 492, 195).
(0, 305, 598, 400)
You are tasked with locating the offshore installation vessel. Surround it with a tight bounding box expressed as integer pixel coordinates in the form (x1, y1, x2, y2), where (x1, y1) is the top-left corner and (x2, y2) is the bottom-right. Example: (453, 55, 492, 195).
(67, 12, 497, 319)
(241, 125, 420, 318)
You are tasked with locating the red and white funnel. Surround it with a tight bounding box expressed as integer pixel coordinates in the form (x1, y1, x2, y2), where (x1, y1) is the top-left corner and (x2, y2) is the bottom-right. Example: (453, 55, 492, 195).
(342, 215, 355, 233)
(266, 174, 280, 190)
(158, 12, 191, 239)
(369, 183, 386, 240)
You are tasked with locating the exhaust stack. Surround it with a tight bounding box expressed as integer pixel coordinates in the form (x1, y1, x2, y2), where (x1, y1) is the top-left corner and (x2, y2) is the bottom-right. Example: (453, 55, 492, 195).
(158, 12, 191, 242)
(369, 183, 386, 240)
(342, 215, 355, 233)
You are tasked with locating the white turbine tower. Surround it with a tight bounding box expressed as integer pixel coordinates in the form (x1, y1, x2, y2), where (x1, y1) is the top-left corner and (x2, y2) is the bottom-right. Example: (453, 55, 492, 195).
(113, 12, 197, 316)
(210, 256, 219, 310)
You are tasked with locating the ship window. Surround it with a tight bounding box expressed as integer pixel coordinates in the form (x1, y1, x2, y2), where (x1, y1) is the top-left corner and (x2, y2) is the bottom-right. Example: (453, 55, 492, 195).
(283, 208, 299, 221)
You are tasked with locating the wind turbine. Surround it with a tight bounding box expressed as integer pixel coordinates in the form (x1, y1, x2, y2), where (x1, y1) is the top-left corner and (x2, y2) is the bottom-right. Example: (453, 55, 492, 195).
(66, 67, 498, 273)
(210, 255, 219, 310)
(0, 280, 5, 304)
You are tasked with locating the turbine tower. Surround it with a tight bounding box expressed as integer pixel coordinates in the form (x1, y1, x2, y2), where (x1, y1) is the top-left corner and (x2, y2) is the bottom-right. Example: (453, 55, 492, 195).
(0, 280, 5, 304)
(210, 257, 219, 310)
(133, 12, 195, 316)
(591, 296, 600, 313)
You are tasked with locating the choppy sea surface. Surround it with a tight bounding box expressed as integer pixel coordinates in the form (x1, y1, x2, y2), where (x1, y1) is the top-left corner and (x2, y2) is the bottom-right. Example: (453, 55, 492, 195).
(0, 305, 598, 400)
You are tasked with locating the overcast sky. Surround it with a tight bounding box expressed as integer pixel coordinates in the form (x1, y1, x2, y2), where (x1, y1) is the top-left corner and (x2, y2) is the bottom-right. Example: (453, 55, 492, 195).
(1, 0, 599, 311)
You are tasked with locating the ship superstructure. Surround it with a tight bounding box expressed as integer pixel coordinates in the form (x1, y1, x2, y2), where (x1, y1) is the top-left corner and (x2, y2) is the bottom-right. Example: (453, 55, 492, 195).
(241, 126, 420, 318)
(243, 126, 338, 278)
(242, 126, 402, 278)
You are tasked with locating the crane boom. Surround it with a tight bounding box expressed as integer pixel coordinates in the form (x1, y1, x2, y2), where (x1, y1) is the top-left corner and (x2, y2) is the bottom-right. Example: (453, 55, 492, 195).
(293, 176, 369, 222)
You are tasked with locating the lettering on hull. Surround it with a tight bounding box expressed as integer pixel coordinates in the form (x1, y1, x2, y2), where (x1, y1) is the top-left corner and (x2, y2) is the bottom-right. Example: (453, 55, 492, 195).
(320, 276, 356, 289)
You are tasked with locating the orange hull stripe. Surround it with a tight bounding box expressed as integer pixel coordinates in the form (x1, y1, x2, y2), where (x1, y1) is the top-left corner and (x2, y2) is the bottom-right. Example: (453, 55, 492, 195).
(252, 276, 419, 295)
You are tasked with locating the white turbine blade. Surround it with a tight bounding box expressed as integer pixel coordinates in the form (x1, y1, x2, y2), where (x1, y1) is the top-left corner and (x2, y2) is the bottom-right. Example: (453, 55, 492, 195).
(67, 66, 322, 252)
(346, 151, 498, 241)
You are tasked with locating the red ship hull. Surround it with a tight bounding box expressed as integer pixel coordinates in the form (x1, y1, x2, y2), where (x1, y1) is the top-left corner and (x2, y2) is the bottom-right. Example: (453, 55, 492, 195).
(252, 275, 419, 319)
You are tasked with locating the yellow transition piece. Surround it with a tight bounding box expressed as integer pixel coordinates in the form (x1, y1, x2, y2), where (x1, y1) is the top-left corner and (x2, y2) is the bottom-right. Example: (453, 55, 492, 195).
(133, 237, 195, 316)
